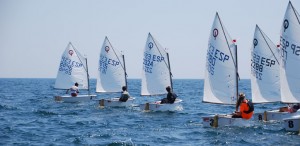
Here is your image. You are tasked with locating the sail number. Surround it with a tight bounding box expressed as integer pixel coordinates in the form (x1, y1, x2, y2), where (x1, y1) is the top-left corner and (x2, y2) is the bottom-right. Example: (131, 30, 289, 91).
(288, 120, 294, 128)
(251, 52, 276, 80)
(143, 52, 164, 73)
(99, 55, 120, 74)
(59, 56, 83, 75)
(280, 36, 300, 68)
(280, 36, 300, 56)
(206, 44, 230, 75)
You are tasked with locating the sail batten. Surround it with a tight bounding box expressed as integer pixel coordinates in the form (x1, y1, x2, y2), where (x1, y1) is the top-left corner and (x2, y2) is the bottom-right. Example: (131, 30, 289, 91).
(203, 13, 237, 104)
(96, 37, 126, 93)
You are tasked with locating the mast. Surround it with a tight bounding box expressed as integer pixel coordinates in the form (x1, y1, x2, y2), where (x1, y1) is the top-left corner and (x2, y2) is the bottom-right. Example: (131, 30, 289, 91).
(166, 52, 173, 90)
(122, 54, 128, 88)
(85, 57, 90, 95)
(235, 43, 238, 102)
(234, 43, 239, 110)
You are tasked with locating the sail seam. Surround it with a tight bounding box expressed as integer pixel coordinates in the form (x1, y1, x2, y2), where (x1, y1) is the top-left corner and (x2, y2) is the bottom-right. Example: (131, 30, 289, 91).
(149, 34, 172, 75)
(69, 43, 88, 73)
(257, 26, 280, 65)
(106, 37, 127, 73)
(217, 13, 238, 72)
(290, 1, 300, 25)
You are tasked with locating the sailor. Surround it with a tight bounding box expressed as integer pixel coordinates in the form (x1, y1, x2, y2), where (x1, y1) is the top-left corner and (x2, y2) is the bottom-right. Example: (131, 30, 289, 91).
(119, 86, 130, 102)
(66, 82, 79, 97)
(232, 93, 254, 119)
(161, 86, 177, 104)
(279, 104, 300, 113)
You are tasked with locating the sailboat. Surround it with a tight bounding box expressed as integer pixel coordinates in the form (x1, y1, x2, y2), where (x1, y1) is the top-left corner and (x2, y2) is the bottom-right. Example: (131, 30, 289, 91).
(251, 25, 283, 121)
(139, 33, 182, 112)
(202, 12, 248, 127)
(278, 1, 300, 132)
(54, 42, 96, 102)
(96, 36, 134, 107)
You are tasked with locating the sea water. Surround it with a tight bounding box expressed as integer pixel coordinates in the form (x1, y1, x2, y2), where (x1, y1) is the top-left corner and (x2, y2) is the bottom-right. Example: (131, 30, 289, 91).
(0, 78, 300, 145)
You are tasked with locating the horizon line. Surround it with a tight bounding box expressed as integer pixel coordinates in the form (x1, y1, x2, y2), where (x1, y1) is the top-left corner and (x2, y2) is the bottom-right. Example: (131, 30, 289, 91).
(0, 77, 251, 80)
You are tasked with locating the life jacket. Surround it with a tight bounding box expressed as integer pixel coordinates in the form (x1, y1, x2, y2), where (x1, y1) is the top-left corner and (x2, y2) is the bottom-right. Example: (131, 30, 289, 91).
(119, 91, 130, 102)
(70, 86, 79, 94)
(170, 93, 178, 103)
(243, 100, 254, 114)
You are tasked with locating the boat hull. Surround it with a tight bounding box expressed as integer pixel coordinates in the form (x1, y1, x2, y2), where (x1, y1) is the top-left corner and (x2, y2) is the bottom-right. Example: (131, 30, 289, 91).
(253, 109, 300, 121)
(202, 114, 251, 128)
(139, 99, 183, 112)
(54, 95, 96, 103)
(98, 97, 135, 107)
(283, 115, 300, 132)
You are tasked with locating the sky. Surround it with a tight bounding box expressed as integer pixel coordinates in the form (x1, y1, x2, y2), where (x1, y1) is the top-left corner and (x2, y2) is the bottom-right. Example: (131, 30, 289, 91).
(0, 0, 299, 79)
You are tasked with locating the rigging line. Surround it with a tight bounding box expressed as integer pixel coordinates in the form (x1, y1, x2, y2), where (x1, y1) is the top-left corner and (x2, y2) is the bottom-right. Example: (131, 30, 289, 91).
(149, 33, 172, 75)
(69, 42, 89, 73)
(257, 25, 280, 65)
(106, 37, 127, 73)
(290, 1, 300, 25)
(217, 13, 238, 72)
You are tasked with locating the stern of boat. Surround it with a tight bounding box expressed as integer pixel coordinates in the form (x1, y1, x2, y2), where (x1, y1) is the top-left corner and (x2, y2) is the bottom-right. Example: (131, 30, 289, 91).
(98, 97, 135, 107)
(202, 114, 250, 128)
(139, 99, 183, 112)
(283, 118, 300, 132)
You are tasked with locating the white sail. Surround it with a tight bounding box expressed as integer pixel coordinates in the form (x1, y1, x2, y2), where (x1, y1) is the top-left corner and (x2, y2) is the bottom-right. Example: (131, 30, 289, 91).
(251, 25, 281, 103)
(96, 37, 126, 92)
(141, 33, 171, 95)
(280, 2, 300, 103)
(203, 13, 237, 104)
(54, 42, 88, 89)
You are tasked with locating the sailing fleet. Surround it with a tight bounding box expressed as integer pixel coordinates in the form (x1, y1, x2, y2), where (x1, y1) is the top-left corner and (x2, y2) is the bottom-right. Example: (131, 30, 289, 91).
(53, 1, 300, 132)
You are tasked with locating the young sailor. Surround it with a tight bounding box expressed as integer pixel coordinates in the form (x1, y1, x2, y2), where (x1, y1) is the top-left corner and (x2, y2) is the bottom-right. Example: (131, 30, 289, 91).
(232, 93, 254, 119)
(66, 82, 79, 97)
(119, 86, 130, 102)
(160, 86, 177, 104)
(279, 104, 300, 113)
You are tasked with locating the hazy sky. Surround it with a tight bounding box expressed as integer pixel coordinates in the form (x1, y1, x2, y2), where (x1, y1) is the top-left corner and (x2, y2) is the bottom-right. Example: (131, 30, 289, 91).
(0, 0, 298, 79)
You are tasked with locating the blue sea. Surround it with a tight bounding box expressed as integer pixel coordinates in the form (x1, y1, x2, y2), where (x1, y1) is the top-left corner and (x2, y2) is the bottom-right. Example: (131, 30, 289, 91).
(1, 78, 300, 145)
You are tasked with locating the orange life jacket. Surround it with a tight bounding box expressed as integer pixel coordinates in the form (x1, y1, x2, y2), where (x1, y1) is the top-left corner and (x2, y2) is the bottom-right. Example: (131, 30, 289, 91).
(240, 101, 253, 120)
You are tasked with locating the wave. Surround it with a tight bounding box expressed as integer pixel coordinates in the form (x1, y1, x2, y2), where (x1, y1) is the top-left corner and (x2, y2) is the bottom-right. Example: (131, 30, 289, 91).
(0, 104, 18, 110)
(35, 110, 58, 116)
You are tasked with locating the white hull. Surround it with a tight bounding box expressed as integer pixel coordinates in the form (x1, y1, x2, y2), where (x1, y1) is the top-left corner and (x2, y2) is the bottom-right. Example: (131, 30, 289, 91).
(54, 95, 96, 103)
(253, 109, 300, 121)
(139, 99, 183, 112)
(283, 115, 300, 132)
(98, 97, 135, 107)
(202, 114, 251, 128)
